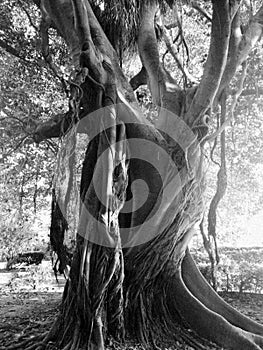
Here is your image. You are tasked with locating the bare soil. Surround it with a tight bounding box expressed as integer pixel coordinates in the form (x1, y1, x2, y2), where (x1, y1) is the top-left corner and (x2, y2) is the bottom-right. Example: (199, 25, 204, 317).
(0, 267, 262, 350)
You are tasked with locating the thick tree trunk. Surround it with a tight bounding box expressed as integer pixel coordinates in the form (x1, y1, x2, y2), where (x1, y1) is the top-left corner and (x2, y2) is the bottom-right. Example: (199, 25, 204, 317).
(24, 1, 263, 350)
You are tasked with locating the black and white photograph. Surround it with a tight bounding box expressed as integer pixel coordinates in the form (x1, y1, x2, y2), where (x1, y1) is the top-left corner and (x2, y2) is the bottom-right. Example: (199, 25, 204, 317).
(0, 1, 263, 349)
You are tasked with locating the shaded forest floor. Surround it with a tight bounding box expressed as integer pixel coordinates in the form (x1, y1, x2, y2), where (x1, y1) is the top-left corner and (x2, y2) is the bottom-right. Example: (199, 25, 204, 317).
(0, 268, 263, 350)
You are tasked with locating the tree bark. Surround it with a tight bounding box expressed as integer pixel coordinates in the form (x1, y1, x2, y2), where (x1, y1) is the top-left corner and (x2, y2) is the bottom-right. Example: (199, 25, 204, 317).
(21, 1, 263, 350)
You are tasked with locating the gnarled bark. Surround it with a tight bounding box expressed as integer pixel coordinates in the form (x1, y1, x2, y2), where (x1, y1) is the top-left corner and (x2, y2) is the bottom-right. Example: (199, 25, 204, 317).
(19, 1, 263, 350)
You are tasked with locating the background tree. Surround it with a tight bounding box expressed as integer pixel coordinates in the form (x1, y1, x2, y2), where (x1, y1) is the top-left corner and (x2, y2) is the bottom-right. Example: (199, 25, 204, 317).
(0, 0, 63, 260)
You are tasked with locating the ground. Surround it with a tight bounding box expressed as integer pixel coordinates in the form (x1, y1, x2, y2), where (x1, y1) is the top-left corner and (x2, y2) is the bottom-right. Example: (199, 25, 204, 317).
(0, 264, 263, 350)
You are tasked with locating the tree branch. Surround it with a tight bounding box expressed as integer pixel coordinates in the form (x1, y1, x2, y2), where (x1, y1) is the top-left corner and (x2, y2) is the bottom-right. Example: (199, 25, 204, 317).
(137, 2, 167, 105)
(37, 15, 69, 93)
(82, 0, 137, 103)
(238, 4, 263, 63)
(19, 1, 39, 32)
(165, 21, 179, 30)
(33, 111, 73, 142)
(231, 87, 263, 96)
(0, 39, 27, 61)
(129, 66, 148, 91)
(184, 0, 231, 127)
(39, 0, 80, 67)
(217, 4, 263, 99)
(161, 25, 198, 85)
(71, 0, 92, 49)
(204, 61, 248, 144)
(190, 1, 212, 22)
(216, 9, 242, 100)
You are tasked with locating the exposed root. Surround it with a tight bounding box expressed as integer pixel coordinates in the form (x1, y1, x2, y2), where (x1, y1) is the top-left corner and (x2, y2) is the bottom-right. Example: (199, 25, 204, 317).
(1, 333, 48, 350)
(167, 266, 262, 350)
(182, 249, 263, 336)
(23, 342, 47, 350)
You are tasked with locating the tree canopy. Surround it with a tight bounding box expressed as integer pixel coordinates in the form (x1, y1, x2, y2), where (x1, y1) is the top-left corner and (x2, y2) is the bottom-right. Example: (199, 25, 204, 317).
(1, 1, 263, 350)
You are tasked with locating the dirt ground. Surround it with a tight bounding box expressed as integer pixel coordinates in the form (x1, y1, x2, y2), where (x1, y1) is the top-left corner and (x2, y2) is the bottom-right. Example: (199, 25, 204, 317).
(0, 268, 263, 350)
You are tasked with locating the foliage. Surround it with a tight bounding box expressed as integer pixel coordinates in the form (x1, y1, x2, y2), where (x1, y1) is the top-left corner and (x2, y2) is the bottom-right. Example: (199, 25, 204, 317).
(90, 0, 169, 55)
(6, 263, 56, 292)
(0, 1, 70, 261)
(204, 97, 263, 247)
(192, 246, 263, 294)
(1, 0, 262, 265)
(1, 1, 263, 349)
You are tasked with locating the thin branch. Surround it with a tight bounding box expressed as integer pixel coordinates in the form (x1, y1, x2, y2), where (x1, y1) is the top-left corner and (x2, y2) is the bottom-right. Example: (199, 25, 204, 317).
(4, 135, 29, 157)
(45, 139, 59, 154)
(8, 115, 28, 126)
(204, 60, 248, 144)
(161, 25, 198, 85)
(18, 1, 39, 32)
(39, 18, 69, 94)
(231, 88, 263, 96)
(0, 39, 27, 61)
(190, 1, 212, 22)
(0, 38, 58, 75)
(175, 2, 190, 63)
(165, 21, 179, 30)
(217, 4, 263, 97)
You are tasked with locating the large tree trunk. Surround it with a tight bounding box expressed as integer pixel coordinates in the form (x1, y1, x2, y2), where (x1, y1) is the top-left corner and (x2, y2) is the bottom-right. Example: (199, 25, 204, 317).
(28, 1, 263, 349)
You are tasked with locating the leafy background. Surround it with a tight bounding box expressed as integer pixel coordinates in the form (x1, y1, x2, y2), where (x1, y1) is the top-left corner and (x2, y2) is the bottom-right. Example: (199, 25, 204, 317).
(0, 0, 263, 294)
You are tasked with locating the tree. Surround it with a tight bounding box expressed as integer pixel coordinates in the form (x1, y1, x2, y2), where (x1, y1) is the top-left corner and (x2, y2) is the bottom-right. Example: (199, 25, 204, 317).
(5, 1, 263, 349)
(0, 0, 68, 261)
